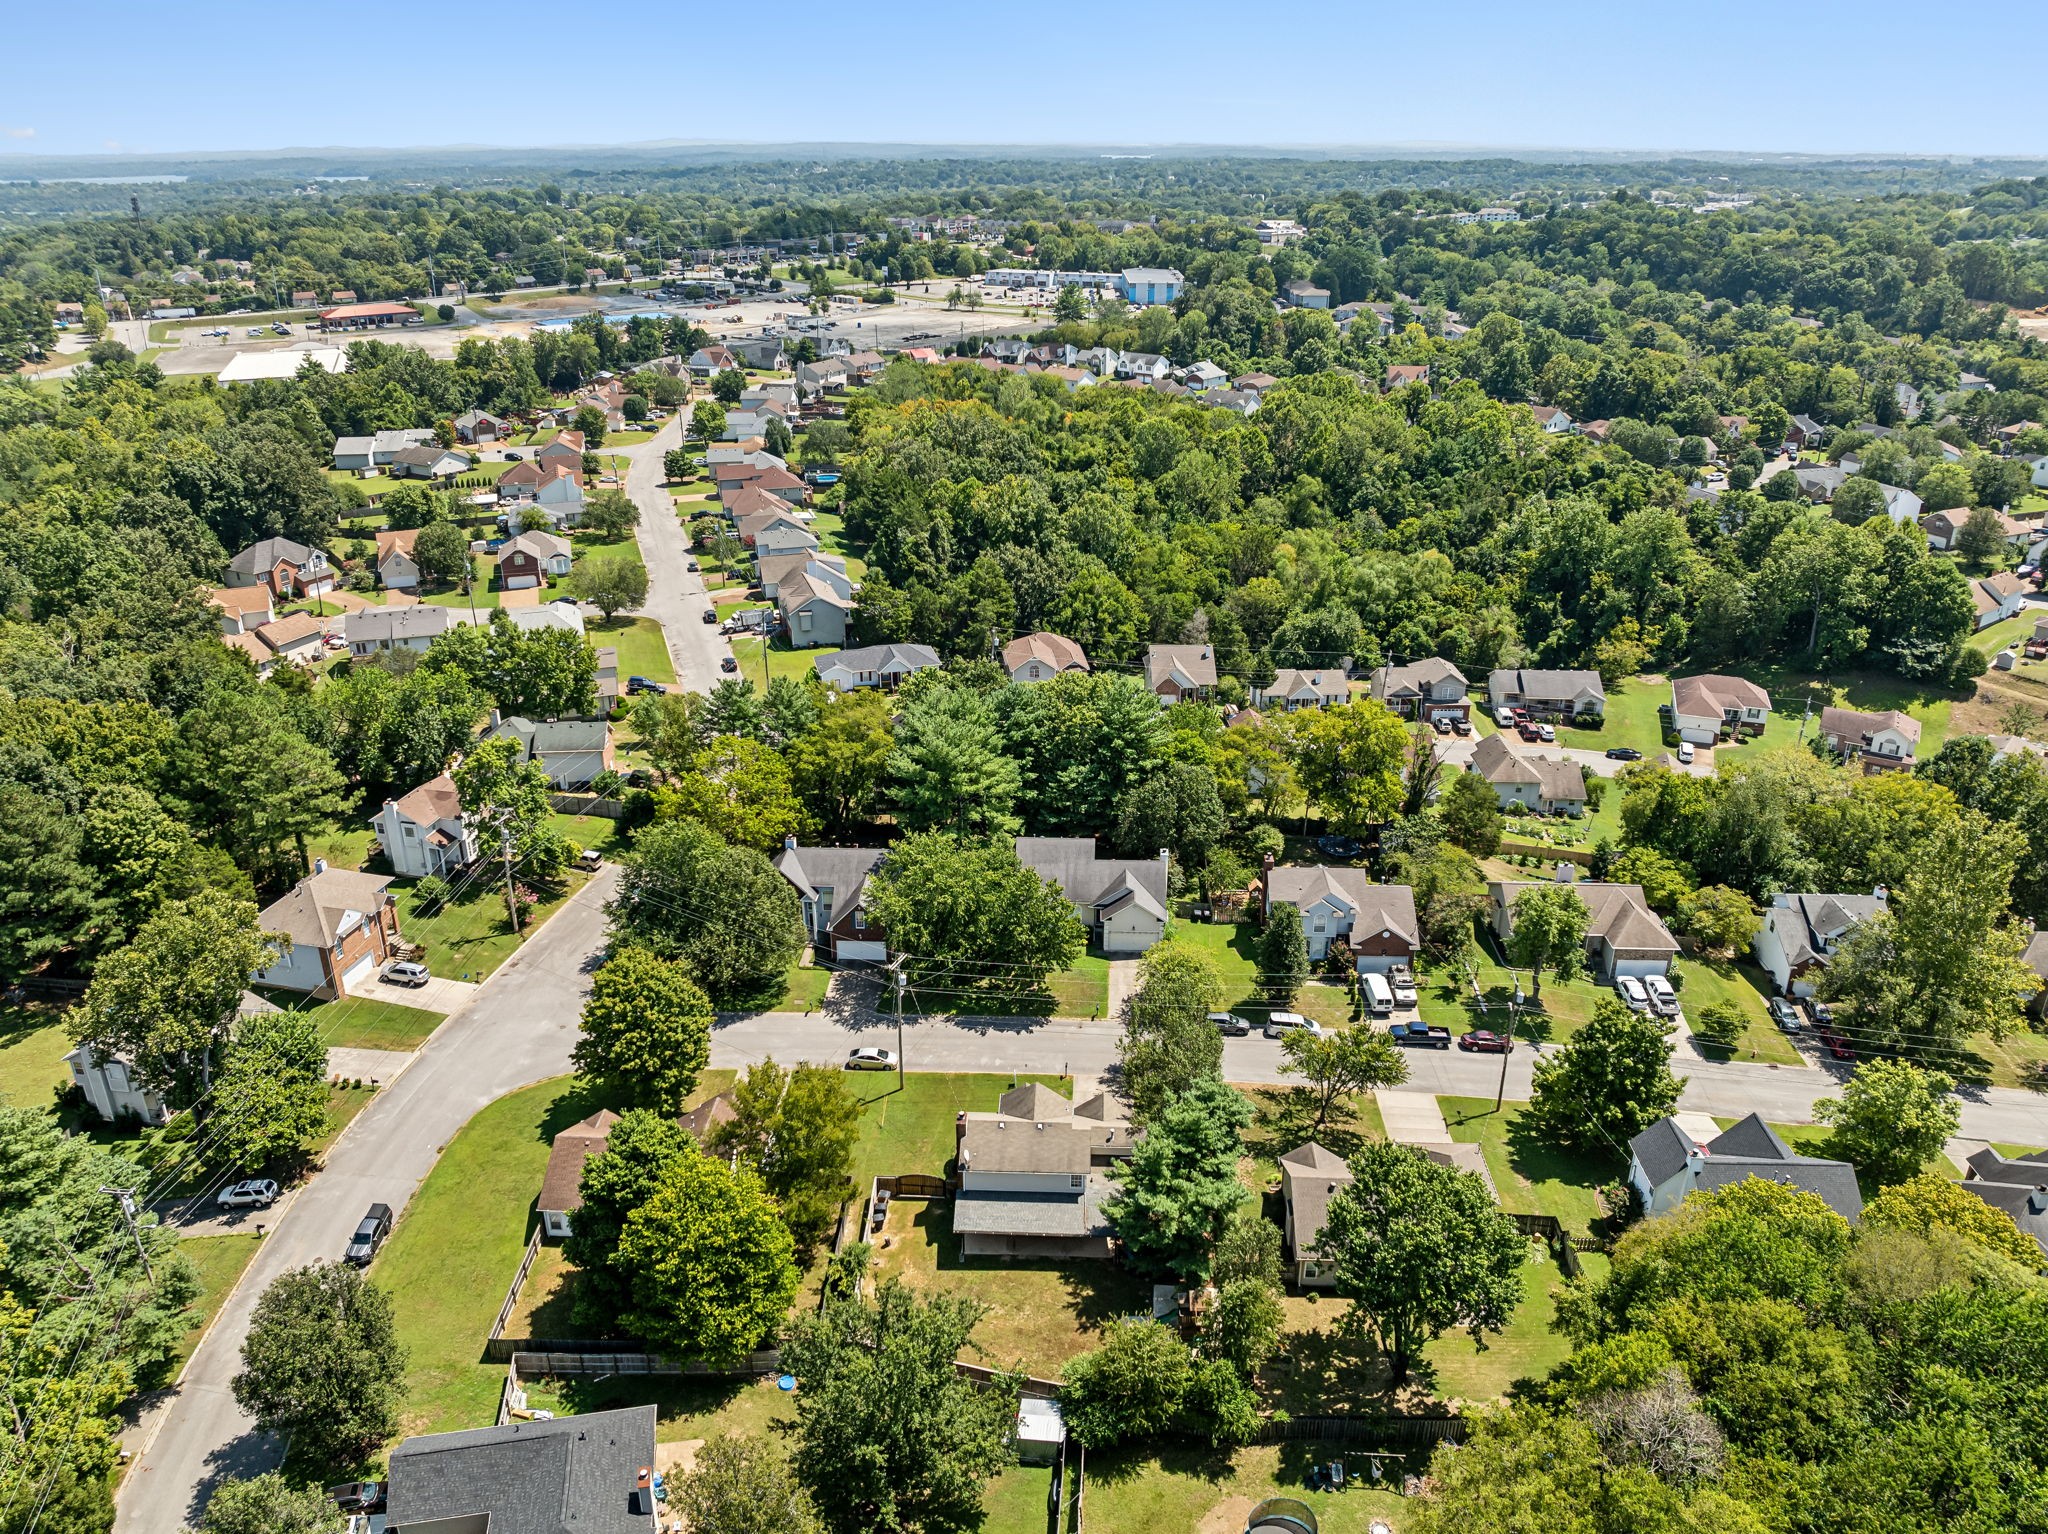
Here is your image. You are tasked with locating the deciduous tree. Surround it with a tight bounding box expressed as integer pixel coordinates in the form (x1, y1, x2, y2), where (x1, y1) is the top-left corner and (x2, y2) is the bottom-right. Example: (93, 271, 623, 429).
(1104, 1076, 1252, 1282)
(213, 1009, 330, 1171)
(1528, 997, 1684, 1152)
(1290, 700, 1410, 833)
(200, 1474, 346, 1534)
(709, 1057, 864, 1258)
(573, 945, 714, 1113)
(1280, 1025, 1410, 1129)
(618, 1149, 799, 1361)
(562, 1109, 693, 1328)
(1440, 769, 1504, 857)
(1861, 1172, 2044, 1269)
(1506, 884, 1590, 998)
(866, 832, 1082, 994)
(565, 555, 648, 619)
(232, 1263, 406, 1466)
(1118, 940, 1225, 1121)
(1814, 1058, 1960, 1187)
(606, 819, 805, 1001)
(674, 1438, 826, 1534)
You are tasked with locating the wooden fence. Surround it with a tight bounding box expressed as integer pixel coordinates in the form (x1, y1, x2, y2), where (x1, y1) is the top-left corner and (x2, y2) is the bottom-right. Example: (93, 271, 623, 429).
(1510, 1211, 1590, 1280)
(1256, 1414, 1466, 1449)
(487, 1228, 544, 1349)
(1498, 840, 1593, 867)
(548, 793, 625, 819)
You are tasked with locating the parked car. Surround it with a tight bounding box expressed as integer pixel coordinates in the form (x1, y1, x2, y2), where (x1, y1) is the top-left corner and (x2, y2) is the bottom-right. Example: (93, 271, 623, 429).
(1537, 723, 1556, 742)
(686, 559, 700, 571)
(344, 1203, 393, 1266)
(1315, 834, 1364, 862)
(1386, 963, 1418, 1007)
(1517, 723, 1541, 741)
(1493, 706, 1515, 728)
(246, 327, 266, 337)
(1615, 975, 1651, 1011)
(701, 608, 718, 623)
(204, 326, 229, 338)
(1767, 996, 1802, 1032)
(1643, 975, 1682, 1018)
(216, 1179, 279, 1210)
(1458, 1030, 1513, 1053)
(1677, 742, 1696, 765)
(1388, 1021, 1452, 1048)
(1263, 1011, 1322, 1040)
(1432, 716, 1452, 735)
(720, 656, 739, 673)
(846, 1046, 896, 1071)
(382, 960, 430, 988)
(1208, 1011, 1252, 1036)
(1815, 1028, 1855, 1061)
(327, 1482, 386, 1514)
(576, 848, 603, 872)
(626, 676, 667, 695)
(503, 451, 523, 461)
(1450, 717, 1472, 736)
(1605, 746, 1642, 761)
(1802, 997, 1836, 1027)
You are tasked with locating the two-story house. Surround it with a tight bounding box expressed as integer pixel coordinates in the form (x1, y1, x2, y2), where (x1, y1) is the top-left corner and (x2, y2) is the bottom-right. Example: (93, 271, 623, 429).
(1751, 890, 1887, 996)
(252, 868, 404, 999)
(952, 1082, 1138, 1259)
(375, 528, 423, 592)
(1261, 862, 1419, 968)
(1000, 632, 1090, 683)
(225, 537, 334, 601)
(207, 585, 275, 635)
(1670, 674, 1771, 745)
(1489, 880, 1678, 982)
(1368, 658, 1471, 722)
(778, 567, 853, 649)
(498, 529, 572, 591)
(372, 773, 479, 880)
(482, 714, 613, 789)
(1628, 1112, 1861, 1221)
(1279, 1142, 1353, 1287)
(1487, 668, 1606, 721)
(1469, 734, 1587, 815)
(1817, 706, 1920, 771)
(758, 551, 851, 604)
(773, 840, 888, 964)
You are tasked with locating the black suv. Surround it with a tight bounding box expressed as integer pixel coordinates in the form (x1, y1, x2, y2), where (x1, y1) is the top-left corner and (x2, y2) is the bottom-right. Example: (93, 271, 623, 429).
(345, 1203, 393, 1266)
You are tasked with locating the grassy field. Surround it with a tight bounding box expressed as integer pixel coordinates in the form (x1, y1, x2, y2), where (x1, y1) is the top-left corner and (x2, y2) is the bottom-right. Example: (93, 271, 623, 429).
(391, 867, 590, 982)
(0, 1007, 74, 1111)
(1552, 668, 1958, 760)
(1670, 958, 1805, 1066)
(248, 994, 446, 1053)
(591, 614, 674, 685)
(909, 953, 1110, 1020)
(169, 1233, 264, 1377)
(1414, 946, 1610, 1045)
(1438, 1095, 1618, 1236)
(981, 1445, 1405, 1534)
(1170, 922, 1356, 1027)
(730, 634, 834, 689)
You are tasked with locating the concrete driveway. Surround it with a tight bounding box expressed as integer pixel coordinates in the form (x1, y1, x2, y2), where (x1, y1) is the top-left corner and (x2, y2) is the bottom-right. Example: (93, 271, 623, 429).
(361, 971, 480, 1015)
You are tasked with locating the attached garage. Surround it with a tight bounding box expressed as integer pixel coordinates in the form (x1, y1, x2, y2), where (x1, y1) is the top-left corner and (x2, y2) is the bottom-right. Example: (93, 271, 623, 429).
(340, 951, 378, 994)
(836, 939, 888, 965)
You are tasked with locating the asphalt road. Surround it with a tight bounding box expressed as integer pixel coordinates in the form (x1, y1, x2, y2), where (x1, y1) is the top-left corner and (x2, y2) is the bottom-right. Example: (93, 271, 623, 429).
(114, 868, 618, 1534)
(620, 416, 732, 695)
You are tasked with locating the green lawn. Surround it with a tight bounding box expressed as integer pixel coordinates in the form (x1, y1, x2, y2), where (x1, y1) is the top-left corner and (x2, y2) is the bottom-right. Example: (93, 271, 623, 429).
(909, 953, 1109, 1020)
(1438, 1095, 1617, 1236)
(731, 634, 833, 690)
(1414, 946, 1610, 1045)
(0, 1008, 75, 1111)
(391, 868, 590, 982)
(545, 812, 630, 859)
(419, 556, 503, 610)
(1171, 921, 1356, 1027)
(251, 994, 446, 1053)
(591, 615, 674, 685)
(1423, 1247, 1588, 1404)
(169, 1233, 264, 1377)
(1969, 610, 2039, 657)
(993, 1445, 1403, 1534)
(1670, 958, 1805, 1066)
(1552, 669, 1958, 761)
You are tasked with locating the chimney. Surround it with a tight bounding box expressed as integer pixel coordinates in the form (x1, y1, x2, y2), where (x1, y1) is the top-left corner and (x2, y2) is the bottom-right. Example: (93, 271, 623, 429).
(784, 833, 798, 851)
(313, 857, 328, 875)
(1873, 886, 1889, 905)
(489, 708, 502, 728)
(1261, 852, 1275, 920)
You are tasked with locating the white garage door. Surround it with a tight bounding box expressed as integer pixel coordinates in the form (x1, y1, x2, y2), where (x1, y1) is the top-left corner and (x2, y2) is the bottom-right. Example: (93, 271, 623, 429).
(836, 941, 888, 965)
(341, 952, 378, 991)
(1612, 958, 1666, 980)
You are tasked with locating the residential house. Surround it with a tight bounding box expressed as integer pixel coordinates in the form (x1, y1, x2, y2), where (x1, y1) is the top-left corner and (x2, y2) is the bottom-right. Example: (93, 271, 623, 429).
(374, 528, 422, 592)
(252, 868, 403, 999)
(1488, 880, 1678, 981)
(729, 336, 787, 371)
(1469, 733, 1588, 815)
(221, 631, 276, 678)
(1628, 1112, 1861, 1220)
(373, 772, 478, 880)
(498, 529, 572, 591)
(1251, 668, 1351, 712)
(1233, 371, 1280, 396)
(452, 408, 504, 445)
(715, 464, 810, 502)
(384, 1406, 660, 1534)
(1280, 1143, 1354, 1287)
(594, 644, 620, 715)
(1989, 732, 2048, 765)
(1076, 347, 1121, 378)
(1261, 863, 1418, 967)
(774, 842, 888, 963)
(1669, 674, 1771, 744)
(1015, 838, 1169, 955)
(1875, 483, 1923, 524)
(779, 566, 853, 648)
(1144, 644, 1218, 701)
(1487, 667, 1607, 721)
(63, 1042, 169, 1126)
(1384, 363, 1431, 391)
(1115, 267, 1184, 306)
(483, 714, 613, 788)
(1182, 359, 1228, 391)
(1528, 404, 1574, 434)
(1967, 571, 2030, 631)
(742, 378, 799, 411)
(225, 537, 334, 600)
(1202, 388, 1259, 416)
(1786, 414, 1825, 449)
(814, 642, 941, 691)
(1955, 372, 1993, 394)
(389, 444, 472, 481)
(1818, 706, 1921, 769)
(1279, 280, 1330, 309)
(207, 585, 274, 635)
(687, 345, 740, 377)
(1921, 509, 1972, 549)
(1959, 1147, 2048, 1257)
(534, 432, 585, 477)
(795, 358, 849, 398)
(1116, 352, 1170, 382)
(1895, 381, 1923, 420)
(1752, 891, 1887, 997)
(1001, 632, 1090, 683)
(1369, 658, 1470, 722)
(536, 1109, 621, 1239)
(249, 612, 327, 667)
(514, 465, 586, 531)
(952, 1082, 1137, 1259)
(738, 509, 820, 559)
(723, 483, 802, 523)
(347, 605, 455, 658)
(332, 428, 436, 471)
(758, 550, 850, 602)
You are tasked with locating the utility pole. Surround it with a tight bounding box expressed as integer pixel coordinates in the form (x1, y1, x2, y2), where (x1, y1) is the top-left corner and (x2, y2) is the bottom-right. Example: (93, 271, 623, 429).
(891, 959, 907, 1091)
(498, 814, 522, 935)
(1495, 973, 1524, 1113)
(99, 1186, 153, 1283)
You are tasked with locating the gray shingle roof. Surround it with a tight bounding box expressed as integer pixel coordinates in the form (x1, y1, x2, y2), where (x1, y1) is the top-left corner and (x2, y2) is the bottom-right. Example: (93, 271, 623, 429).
(1628, 1116, 1702, 1190)
(1768, 893, 1886, 972)
(1015, 837, 1169, 919)
(227, 537, 320, 577)
(1281, 1141, 1355, 1263)
(1631, 1111, 1862, 1221)
(386, 1405, 658, 1534)
(952, 1186, 1104, 1238)
(346, 605, 454, 645)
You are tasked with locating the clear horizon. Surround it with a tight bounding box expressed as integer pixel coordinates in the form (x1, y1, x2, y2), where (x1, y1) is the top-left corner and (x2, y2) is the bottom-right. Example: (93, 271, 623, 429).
(8, 0, 2043, 161)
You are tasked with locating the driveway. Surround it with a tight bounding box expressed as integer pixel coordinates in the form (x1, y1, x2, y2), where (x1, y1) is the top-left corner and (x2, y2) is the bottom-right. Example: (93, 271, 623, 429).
(114, 867, 619, 1534)
(619, 417, 733, 696)
(361, 972, 479, 1016)
(1433, 733, 1709, 780)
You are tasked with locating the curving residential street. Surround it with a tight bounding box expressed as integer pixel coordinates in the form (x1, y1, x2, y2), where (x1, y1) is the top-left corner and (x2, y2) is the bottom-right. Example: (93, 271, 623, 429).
(617, 414, 733, 695)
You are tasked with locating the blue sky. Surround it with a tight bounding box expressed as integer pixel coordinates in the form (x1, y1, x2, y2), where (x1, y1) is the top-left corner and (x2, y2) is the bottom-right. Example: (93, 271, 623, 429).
(6, 0, 2042, 161)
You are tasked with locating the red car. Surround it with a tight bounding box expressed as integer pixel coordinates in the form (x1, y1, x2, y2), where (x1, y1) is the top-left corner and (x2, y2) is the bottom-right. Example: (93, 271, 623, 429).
(1458, 1030, 1513, 1053)
(1815, 1028, 1855, 1061)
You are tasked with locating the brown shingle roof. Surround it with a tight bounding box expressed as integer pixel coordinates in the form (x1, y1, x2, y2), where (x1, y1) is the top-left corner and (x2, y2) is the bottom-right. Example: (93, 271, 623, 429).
(537, 1109, 620, 1213)
(258, 869, 394, 949)
(391, 773, 462, 827)
(1001, 632, 1089, 675)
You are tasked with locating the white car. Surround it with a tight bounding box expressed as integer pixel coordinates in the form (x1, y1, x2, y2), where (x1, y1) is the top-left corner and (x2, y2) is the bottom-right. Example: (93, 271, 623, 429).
(1263, 1011, 1323, 1040)
(1615, 975, 1651, 1012)
(1537, 723, 1556, 742)
(846, 1046, 897, 1071)
(217, 1179, 279, 1210)
(382, 960, 430, 988)
(1676, 742, 1696, 765)
(1644, 975, 1682, 1018)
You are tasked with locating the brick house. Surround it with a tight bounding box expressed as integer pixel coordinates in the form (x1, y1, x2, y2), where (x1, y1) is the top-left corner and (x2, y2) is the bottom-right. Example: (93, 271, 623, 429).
(252, 868, 404, 999)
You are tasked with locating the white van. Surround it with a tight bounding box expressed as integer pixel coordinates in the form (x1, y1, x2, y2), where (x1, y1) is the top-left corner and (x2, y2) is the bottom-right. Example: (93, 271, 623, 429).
(1361, 972, 1395, 1017)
